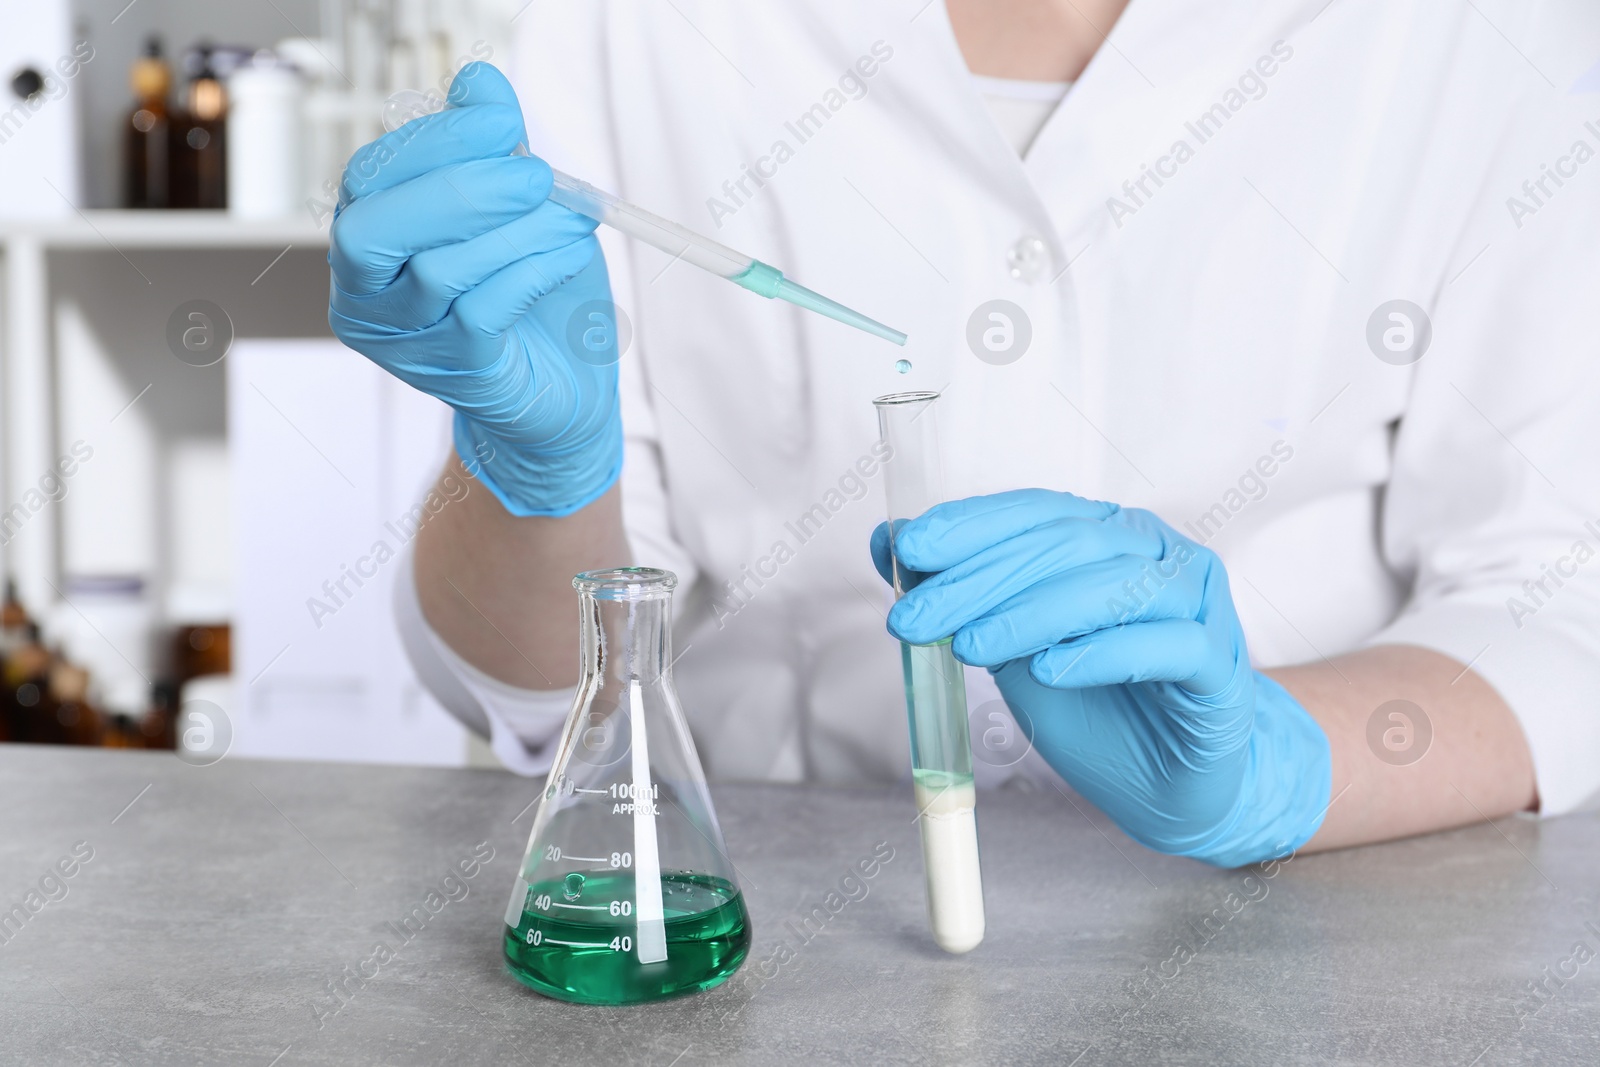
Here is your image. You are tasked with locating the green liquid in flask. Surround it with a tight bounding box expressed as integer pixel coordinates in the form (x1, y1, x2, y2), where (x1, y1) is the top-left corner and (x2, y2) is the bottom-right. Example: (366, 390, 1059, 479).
(504, 871, 751, 1005)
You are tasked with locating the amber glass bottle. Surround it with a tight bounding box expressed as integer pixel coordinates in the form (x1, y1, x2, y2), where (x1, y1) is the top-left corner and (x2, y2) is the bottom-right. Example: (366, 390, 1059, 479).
(124, 37, 172, 208)
(170, 44, 227, 209)
(3, 624, 59, 744)
(0, 580, 27, 741)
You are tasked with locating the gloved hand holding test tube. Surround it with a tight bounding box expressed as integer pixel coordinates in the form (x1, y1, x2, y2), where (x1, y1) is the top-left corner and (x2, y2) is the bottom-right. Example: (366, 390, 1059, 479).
(382, 89, 908, 347)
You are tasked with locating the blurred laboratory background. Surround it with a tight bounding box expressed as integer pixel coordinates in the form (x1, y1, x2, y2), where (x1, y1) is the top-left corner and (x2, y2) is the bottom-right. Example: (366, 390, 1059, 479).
(1, 1, 518, 766)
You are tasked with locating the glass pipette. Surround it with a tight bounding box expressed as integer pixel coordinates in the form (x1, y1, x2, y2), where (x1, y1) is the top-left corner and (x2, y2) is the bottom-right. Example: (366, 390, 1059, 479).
(383, 90, 908, 346)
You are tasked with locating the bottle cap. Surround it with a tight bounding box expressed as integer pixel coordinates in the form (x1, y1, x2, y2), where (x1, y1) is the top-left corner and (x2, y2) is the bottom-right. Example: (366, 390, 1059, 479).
(131, 57, 171, 99)
(131, 35, 170, 99)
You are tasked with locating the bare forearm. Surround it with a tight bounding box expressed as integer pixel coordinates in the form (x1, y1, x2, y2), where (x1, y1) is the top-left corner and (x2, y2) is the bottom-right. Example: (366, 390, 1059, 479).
(1269, 644, 1537, 853)
(413, 452, 629, 689)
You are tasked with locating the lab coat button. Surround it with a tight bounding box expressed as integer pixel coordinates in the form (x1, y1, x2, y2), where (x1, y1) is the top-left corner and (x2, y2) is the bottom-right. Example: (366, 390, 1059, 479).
(1007, 235, 1050, 283)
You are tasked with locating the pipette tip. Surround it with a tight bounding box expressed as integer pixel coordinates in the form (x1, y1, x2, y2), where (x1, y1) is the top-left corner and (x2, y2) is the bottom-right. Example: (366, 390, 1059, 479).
(775, 278, 908, 346)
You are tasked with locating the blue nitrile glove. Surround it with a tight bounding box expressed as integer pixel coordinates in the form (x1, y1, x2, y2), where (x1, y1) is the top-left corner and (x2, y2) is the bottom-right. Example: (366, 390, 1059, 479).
(328, 62, 622, 517)
(871, 489, 1332, 868)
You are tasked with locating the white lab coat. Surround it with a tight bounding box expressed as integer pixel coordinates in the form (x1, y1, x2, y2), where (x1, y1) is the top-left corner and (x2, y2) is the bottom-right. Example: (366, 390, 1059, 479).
(399, 0, 1600, 813)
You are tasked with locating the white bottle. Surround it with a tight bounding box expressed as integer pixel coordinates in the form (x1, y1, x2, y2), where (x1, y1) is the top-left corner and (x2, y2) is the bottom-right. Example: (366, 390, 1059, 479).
(227, 55, 304, 219)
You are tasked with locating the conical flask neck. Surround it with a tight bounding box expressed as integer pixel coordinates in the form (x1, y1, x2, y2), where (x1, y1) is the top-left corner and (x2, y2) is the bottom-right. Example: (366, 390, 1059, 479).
(582, 592, 673, 684)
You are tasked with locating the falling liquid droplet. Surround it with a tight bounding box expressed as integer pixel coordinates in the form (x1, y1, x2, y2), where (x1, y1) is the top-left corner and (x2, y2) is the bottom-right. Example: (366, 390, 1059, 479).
(563, 872, 585, 901)
(895, 359, 912, 374)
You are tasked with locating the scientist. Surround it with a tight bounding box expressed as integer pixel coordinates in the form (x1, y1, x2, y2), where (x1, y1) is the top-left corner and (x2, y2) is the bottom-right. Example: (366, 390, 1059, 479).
(328, 0, 1600, 867)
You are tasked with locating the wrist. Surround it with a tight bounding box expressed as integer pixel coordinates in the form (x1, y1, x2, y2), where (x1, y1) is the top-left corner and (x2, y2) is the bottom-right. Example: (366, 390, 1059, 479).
(1179, 673, 1333, 868)
(453, 406, 623, 518)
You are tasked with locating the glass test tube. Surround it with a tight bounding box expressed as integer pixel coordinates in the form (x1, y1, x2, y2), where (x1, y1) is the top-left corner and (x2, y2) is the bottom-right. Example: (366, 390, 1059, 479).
(873, 391, 986, 954)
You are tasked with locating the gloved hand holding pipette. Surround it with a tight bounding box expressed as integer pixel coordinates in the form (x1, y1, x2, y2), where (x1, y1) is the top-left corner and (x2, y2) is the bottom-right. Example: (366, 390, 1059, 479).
(873, 489, 1333, 869)
(377, 73, 906, 348)
(328, 63, 623, 517)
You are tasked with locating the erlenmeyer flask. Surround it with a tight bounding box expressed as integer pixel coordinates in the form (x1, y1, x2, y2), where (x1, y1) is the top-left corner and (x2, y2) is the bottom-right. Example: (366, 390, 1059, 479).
(502, 568, 751, 1005)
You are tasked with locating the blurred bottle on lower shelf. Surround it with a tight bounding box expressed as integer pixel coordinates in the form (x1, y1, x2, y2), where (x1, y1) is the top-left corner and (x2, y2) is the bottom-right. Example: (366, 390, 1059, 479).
(0, 580, 26, 741)
(3, 580, 51, 742)
(97, 691, 173, 749)
(0, 577, 204, 749)
(173, 622, 231, 684)
(48, 658, 103, 746)
(3, 623, 60, 744)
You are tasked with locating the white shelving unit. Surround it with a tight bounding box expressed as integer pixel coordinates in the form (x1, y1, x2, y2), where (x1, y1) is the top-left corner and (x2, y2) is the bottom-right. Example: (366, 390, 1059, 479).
(0, 211, 330, 611)
(2, 209, 471, 767)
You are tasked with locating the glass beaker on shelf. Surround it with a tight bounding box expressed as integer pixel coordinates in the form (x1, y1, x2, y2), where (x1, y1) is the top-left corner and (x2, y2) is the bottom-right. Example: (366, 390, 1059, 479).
(502, 568, 751, 1005)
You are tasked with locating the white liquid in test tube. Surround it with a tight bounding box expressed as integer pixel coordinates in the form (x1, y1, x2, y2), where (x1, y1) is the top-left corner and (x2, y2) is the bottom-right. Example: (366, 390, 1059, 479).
(915, 774, 985, 953)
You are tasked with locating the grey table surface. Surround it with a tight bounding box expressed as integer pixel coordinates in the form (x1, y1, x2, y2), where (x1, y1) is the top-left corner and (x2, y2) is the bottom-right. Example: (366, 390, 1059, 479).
(1, 747, 1598, 1066)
